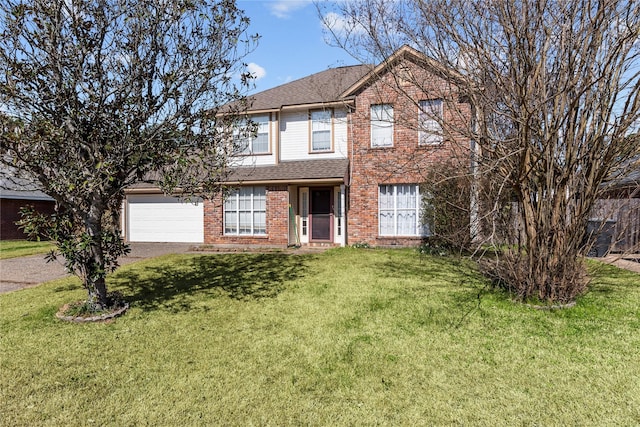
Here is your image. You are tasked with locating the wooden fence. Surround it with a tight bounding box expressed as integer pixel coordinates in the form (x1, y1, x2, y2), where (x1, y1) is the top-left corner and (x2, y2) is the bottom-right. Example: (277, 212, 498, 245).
(591, 198, 640, 253)
(488, 198, 640, 254)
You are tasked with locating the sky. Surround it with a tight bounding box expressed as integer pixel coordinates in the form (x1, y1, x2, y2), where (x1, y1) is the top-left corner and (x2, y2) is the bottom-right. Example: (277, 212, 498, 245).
(236, 0, 359, 94)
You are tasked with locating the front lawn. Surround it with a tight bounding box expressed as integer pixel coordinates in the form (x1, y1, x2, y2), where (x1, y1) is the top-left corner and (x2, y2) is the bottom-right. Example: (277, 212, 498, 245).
(1, 248, 639, 425)
(0, 240, 55, 259)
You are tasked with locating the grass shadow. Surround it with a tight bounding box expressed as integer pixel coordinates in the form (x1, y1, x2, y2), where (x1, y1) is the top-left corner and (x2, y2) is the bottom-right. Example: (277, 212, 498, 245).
(377, 250, 502, 329)
(109, 253, 311, 312)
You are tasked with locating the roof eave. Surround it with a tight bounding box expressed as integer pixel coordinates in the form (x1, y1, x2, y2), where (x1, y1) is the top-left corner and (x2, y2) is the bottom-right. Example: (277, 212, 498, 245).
(223, 177, 346, 185)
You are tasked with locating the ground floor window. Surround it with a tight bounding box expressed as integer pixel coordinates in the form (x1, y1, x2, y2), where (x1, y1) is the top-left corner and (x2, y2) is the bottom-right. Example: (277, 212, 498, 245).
(224, 186, 266, 235)
(379, 184, 426, 236)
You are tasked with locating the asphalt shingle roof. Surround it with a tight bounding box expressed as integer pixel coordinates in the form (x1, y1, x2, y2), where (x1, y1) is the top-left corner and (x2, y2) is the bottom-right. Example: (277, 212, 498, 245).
(0, 169, 53, 201)
(246, 65, 371, 111)
(228, 159, 349, 183)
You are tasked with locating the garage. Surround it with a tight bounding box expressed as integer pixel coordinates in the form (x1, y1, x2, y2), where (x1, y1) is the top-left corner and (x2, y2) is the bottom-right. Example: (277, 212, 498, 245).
(126, 194, 204, 243)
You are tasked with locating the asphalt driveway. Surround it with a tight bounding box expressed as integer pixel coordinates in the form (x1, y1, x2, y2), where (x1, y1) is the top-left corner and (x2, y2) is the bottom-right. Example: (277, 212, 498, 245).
(0, 243, 196, 294)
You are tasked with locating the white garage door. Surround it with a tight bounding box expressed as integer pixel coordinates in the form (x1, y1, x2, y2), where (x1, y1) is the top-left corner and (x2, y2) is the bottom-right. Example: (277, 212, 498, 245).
(127, 195, 204, 243)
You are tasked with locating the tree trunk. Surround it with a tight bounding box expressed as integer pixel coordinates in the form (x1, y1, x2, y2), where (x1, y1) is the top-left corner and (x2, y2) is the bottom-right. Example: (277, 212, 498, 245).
(84, 199, 108, 309)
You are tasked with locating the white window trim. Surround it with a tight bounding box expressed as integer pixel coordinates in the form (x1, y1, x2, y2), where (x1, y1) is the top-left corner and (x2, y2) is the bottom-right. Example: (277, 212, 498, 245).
(235, 114, 270, 155)
(371, 104, 394, 148)
(299, 187, 309, 244)
(378, 184, 426, 237)
(310, 109, 333, 152)
(224, 186, 267, 236)
(419, 99, 443, 145)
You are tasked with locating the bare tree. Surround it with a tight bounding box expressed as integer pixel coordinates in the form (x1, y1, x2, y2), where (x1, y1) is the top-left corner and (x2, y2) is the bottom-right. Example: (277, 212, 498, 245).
(321, 0, 640, 303)
(0, 0, 257, 310)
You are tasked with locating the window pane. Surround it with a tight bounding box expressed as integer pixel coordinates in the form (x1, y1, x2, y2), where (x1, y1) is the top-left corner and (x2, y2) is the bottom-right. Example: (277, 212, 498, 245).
(239, 211, 251, 234)
(224, 212, 237, 234)
(252, 132, 269, 153)
(419, 99, 443, 145)
(371, 124, 393, 147)
(378, 184, 422, 237)
(235, 135, 251, 154)
(380, 210, 395, 235)
(224, 191, 237, 210)
(233, 121, 252, 154)
(371, 104, 393, 121)
(397, 185, 416, 209)
(397, 211, 417, 235)
(253, 211, 266, 234)
(253, 189, 266, 210)
(239, 194, 251, 210)
(312, 130, 331, 151)
(312, 110, 331, 129)
(379, 185, 393, 210)
(371, 104, 393, 147)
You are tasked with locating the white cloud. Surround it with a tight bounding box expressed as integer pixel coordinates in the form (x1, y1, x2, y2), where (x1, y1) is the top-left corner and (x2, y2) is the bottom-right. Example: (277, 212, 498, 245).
(267, 0, 310, 19)
(321, 11, 366, 36)
(247, 62, 266, 80)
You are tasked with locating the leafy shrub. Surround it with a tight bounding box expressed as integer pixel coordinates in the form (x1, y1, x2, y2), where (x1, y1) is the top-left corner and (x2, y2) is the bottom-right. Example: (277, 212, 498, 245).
(421, 161, 472, 251)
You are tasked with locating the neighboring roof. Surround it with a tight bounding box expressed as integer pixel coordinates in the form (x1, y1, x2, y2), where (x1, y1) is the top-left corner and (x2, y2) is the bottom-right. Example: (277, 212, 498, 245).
(0, 169, 53, 201)
(245, 65, 371, 112)
(614, 160, 640, 189)
(0, 188, 53, 201)
(227, 159, 349, 184)
(605, 155, 640, 186)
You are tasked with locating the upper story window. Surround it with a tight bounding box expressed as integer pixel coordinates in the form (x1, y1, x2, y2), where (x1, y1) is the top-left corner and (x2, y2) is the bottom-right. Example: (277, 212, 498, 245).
(235, 114, 270, 155)
(419, 99, 443, 145)
(310, 109, 332, 152)
(371, 104, 394, 147)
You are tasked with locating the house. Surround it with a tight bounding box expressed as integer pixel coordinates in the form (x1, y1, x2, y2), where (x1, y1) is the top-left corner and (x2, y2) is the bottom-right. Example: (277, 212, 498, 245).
(123, 46, 472, 246)
(0, 171, 55, 240)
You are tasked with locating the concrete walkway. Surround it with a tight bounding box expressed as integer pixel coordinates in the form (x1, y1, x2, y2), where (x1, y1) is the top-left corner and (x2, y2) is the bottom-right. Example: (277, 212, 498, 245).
(0, 243, 195, 294)
(598, 254, 640, 274)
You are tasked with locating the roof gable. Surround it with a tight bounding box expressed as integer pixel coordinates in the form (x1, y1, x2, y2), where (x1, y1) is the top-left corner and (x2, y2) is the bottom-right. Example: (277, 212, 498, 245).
(341, 45, 458, 98)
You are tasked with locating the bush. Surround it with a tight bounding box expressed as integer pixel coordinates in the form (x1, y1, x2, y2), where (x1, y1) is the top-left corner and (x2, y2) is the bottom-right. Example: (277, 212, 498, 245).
(421, 161, 472, 251)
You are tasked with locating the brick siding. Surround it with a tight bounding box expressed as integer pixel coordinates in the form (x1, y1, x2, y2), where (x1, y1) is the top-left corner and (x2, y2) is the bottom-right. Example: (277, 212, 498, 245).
(0, 198, 55, 240)
(204, 185, 289, 246)
(346, 60, 471, 247)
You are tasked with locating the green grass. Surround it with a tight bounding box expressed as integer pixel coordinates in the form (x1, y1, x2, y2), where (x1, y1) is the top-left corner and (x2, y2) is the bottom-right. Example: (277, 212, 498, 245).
(1, 248, 639, 425)
(0, 240, 55, 259)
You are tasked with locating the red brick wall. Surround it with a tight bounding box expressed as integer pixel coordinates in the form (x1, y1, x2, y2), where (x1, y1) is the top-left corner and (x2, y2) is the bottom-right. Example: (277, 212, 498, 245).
(204, 185, 289, 246)
(0, 198, 55, 240)
(347, 60, 471, 247)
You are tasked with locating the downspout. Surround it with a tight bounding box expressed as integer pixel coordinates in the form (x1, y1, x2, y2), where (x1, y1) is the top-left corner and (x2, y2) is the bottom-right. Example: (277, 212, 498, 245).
(275, 109, 280, 165)
(470, 103, 480, 243)
(347, 102, 357, 246)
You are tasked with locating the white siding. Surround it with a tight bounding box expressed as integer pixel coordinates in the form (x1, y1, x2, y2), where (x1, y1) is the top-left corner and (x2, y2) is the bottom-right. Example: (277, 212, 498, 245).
(333, 109, 349, 157)
(280, 108, 349, 161)
(280, 110, 309, 161)
(230, 108, 350, 164)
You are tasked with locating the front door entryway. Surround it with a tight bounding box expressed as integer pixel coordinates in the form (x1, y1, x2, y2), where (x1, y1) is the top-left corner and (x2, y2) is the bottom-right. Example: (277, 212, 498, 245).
(310, 188, 333, 241)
